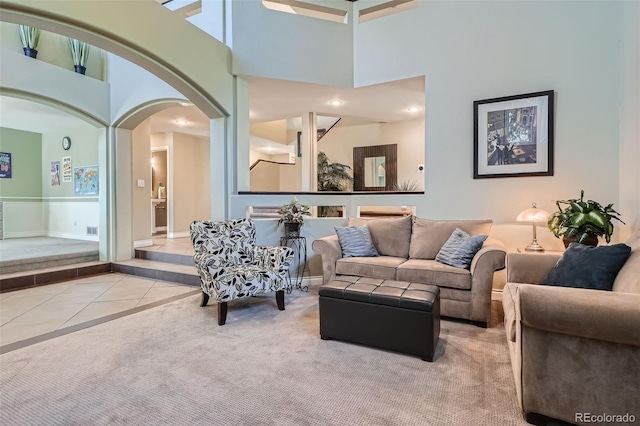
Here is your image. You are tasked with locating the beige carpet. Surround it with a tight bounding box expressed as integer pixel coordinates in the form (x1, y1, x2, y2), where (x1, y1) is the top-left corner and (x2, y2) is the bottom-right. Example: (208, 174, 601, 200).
(0, 289, 527, 425)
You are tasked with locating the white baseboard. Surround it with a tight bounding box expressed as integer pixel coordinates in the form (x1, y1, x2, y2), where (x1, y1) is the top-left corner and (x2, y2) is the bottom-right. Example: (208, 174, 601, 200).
(3, 230, 46, 239)
(48, 231, 99, 241)
(134, 239, 153, 248)
(168, 231, 190, 239)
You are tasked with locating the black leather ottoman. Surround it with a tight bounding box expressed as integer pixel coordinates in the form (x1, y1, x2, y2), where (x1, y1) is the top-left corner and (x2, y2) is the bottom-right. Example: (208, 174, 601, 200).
(319, 276, 440, 362)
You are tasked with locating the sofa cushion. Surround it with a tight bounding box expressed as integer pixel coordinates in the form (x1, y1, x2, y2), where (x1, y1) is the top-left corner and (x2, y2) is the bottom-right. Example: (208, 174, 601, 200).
(334, 225, 378, 258)
(397, 259, 472, 290)
(336, 256, 406, 280)
(348, 216, 412, 258)
(613, 231, 640, 294)
(541, 243, 632, 291)
(435, 228, 488, 269)
(410, 218, 493, 260)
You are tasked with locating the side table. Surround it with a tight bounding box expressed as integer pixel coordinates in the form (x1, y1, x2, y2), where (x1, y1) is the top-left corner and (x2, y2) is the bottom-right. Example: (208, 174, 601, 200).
(279, 236, 309, 293)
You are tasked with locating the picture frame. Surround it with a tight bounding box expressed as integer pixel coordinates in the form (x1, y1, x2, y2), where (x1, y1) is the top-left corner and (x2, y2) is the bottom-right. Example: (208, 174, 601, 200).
(473, 90, 554, 179)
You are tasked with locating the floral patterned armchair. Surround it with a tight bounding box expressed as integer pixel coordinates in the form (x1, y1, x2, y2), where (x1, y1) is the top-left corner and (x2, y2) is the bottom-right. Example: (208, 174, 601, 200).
(190, 218, 294, 325)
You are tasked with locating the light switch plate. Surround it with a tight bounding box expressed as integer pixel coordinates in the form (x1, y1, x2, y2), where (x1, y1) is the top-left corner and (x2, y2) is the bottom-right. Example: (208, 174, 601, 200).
(137, 179, 145, 188)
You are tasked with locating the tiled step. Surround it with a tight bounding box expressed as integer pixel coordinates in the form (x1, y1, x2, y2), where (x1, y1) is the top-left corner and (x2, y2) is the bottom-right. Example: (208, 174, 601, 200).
(134, 248, 194, 266)
(0, 251, 100, 274)
(112, 258, 200, 287)
(0, 261, 112, 292)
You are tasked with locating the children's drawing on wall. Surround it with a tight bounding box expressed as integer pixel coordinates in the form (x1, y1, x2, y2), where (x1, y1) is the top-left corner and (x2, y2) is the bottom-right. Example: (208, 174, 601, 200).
(51, 161, 60, 186)
(62, 156, 72, 182)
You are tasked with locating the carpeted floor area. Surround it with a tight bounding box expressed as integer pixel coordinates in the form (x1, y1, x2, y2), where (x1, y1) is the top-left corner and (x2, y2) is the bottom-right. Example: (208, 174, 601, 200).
(0, 289, 527, 425)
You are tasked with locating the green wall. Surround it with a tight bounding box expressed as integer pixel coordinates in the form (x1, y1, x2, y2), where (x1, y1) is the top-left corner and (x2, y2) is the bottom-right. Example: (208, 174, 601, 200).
(42, 126, 100, 198)
(0, 127, 42, 198)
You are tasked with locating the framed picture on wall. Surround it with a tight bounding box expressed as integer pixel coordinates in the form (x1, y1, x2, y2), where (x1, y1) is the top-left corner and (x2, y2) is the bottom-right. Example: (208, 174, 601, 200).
(62, 156, 72, 182)
(0, 152, 11, 178)
(51, 161, 61, 186)
(473, 90, 554, 179)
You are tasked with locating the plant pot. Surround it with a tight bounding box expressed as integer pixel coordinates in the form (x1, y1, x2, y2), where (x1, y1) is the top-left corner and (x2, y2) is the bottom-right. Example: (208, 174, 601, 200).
(563, 234, 599, 248)
(74, 65, 86, 75)
(23, 47, 37, 58)
(284, 222, 301, 238)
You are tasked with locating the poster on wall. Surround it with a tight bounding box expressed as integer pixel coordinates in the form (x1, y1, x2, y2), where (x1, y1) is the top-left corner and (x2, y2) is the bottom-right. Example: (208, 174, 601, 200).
(62, 156, 72, 182)
(74, 165, 99, 196)
(0, 152, 11, 178)
(51, 161, 61, 186)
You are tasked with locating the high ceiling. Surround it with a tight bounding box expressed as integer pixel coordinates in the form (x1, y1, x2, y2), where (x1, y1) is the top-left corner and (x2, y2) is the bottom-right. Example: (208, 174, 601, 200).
(0, 74, 425, 138)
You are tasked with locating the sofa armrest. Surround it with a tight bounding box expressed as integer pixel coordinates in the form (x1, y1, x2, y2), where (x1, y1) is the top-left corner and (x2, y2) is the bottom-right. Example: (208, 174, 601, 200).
(468, 238, 507, 323)
(518, 284, 640, 346)
(312, 235, 342, 284)
(506, 252, 561, 284)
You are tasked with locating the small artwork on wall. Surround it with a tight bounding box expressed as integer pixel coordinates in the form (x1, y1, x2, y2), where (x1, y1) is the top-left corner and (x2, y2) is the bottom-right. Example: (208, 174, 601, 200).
(51, 161, 61, 186)
(62, 156, 72, 183)
(74, 165, 99, 196)
(473, 90, 554, 179)
(0, 152, 12, 179)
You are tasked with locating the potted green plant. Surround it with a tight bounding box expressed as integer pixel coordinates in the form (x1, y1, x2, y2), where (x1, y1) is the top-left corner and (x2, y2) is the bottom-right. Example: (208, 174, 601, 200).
(67, 38, 90, 74)
(277, 198, 310, 237)
(317, 151, 352, 191)
(547, 190, 624, 247)
(18, 25, 41, 58)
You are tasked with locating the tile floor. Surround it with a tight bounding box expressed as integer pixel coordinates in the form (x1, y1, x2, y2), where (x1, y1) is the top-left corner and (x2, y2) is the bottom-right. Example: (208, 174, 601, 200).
(0, 235, 200, 353)
(0, 272, 197, 349)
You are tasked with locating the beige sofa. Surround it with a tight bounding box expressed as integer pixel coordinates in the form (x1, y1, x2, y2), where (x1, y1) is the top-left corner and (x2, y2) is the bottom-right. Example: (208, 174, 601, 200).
(312, 216, 506, 326)
(503, 232, 640, 425)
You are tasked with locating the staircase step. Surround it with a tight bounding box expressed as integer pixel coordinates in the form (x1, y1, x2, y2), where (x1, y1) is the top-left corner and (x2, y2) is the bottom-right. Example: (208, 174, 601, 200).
(1, 251, 100, 274)
(135, 248, 194, 266)
(0, 261, 111, 292)
(112, 258, 200, 287)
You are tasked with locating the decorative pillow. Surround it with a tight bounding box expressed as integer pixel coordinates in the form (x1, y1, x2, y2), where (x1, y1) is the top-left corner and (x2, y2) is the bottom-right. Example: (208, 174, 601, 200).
(435, 228, 488, 269)
(334, 225, 379, 258)
(541, 243, 632, 291)
(348, 216, 412, 258)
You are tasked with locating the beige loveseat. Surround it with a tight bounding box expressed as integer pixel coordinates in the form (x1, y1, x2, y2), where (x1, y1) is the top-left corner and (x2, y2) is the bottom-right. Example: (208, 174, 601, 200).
(503, 232, 640, 425)
(312, 216, 506, 326)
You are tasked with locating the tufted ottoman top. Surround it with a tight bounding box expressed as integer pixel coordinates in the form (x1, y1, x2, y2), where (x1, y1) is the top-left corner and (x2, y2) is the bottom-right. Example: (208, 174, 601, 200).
(319, 276, 439, 312)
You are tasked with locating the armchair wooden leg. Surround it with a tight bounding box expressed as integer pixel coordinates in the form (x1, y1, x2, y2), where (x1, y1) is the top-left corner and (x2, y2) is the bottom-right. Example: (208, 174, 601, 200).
(276, 290, 285, 311)
(200, 291, 210, 307)
(217, 302, 228, 325)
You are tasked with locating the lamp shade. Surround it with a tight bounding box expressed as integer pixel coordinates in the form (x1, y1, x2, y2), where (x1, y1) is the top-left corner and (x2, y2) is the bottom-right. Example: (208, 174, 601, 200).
(516, 203, 550, 222)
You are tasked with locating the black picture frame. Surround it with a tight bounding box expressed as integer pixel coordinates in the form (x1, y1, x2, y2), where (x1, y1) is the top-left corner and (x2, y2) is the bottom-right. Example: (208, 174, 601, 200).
(473, 90, 554, 179)
(296, 128, 327, 157)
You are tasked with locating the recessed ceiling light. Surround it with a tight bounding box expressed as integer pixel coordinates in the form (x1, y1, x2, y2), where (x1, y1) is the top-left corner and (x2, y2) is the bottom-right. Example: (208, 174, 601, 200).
(407, 107, 421, 113)
(176, 119, 188, 125)
(179, 102, 192, 107)
(329, 99, 343, 106)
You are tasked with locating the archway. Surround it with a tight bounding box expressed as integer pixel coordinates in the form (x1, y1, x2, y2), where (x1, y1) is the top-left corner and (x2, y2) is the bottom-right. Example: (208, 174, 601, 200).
(1, 0, 233, 261)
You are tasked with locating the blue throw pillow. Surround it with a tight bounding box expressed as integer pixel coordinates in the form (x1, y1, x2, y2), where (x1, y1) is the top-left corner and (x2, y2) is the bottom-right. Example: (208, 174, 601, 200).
(435, 228, 488, 269)
(541, 243, 631, 291)
(335, 225, 379, 258)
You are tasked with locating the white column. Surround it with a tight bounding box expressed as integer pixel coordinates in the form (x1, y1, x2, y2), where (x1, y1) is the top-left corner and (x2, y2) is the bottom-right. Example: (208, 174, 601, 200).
(300, 112, 318, 191)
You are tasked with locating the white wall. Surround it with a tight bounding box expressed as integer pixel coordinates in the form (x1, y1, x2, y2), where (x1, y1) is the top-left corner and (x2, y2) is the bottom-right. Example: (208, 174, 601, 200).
(229, 0, 354, 87)
(319, 117, 425, 190)
(352, 0, 627, 250)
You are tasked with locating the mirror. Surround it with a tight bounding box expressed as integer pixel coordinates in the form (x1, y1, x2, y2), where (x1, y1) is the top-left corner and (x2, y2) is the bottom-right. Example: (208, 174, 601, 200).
(364, 156, 386, 187)
(353, 144, 397, 191)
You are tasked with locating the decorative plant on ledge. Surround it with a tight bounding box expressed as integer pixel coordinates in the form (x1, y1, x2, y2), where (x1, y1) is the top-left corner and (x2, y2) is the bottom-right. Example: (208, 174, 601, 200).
(547, 190, 624, 247)
(18, 25, 41, 59)
(67, 38, 90, 75)
(277, 198, 310, 238)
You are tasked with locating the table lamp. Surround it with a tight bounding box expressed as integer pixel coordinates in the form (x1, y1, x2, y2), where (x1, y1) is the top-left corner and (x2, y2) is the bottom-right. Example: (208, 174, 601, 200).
(517, 203, 550, 252)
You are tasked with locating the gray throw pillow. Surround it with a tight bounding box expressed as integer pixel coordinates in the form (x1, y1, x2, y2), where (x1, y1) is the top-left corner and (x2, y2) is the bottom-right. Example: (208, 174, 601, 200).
(335, 225, 379, 258)
(435, 228, 488, 269)
(541, 243, 631, 291)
